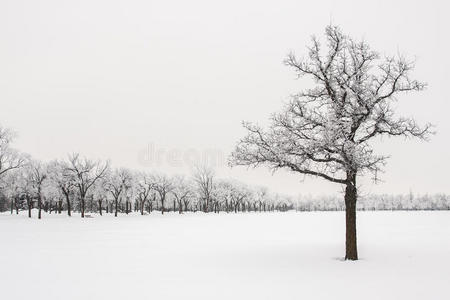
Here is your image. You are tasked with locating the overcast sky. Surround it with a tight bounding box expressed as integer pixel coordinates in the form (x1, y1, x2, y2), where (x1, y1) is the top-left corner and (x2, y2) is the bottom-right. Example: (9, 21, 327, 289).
(1, 0, 448, 197)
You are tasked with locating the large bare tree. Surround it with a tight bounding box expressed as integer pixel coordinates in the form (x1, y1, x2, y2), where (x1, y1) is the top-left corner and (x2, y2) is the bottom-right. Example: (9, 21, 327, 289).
(230, 26, 432, 260)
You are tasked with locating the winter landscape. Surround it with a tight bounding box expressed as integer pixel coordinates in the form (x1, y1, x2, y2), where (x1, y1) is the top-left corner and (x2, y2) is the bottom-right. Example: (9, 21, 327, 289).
(1, 0, 449, 299)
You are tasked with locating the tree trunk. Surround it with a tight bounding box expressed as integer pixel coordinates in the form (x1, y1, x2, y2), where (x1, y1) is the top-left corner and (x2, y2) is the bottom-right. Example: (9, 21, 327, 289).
(38, 191, 42, 219)
(80, 194, 86, 218)
(27, 196, 32, 218)
(66, 194, 71, 217)
(344, 173, 358, 260)
(98, 200, 103, 216)
(115, 199, 118, 217)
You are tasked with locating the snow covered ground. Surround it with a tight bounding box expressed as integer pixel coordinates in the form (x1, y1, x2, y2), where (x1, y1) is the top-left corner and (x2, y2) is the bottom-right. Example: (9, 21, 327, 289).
(1, 211, 449, 300)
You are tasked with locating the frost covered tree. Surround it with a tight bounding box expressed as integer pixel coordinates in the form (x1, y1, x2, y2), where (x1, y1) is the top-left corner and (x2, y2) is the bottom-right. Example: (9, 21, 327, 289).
(48, 160, 76, 216)
(135, 172, 154, 215)
(226, 180, 251, 213)
(27, 160, 48, 219)
(171, 176, 194, 214)
(66, 153, 109, 218)
(2, 170, 23, 215)
(152, 174, 173, 214)
(92, 179, 108, 216)
(255, 187, 268, 212)
(230, 26, 432, 260)
(0, 126, 26, 180)
(105, 168, 133, 217)
(192, 166, 215, 212)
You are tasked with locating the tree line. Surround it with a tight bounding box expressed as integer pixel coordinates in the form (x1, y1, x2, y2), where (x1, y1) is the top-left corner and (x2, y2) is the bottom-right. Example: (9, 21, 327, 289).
(0, 127, 294, 217)
(295, 193, 450, 211)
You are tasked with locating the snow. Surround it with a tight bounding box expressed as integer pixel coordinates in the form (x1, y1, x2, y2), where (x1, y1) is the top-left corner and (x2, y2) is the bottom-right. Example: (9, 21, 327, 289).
(1, 211, 449, 300)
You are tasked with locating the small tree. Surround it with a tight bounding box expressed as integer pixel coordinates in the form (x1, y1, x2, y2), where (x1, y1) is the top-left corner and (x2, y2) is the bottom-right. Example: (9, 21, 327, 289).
(230, 26, 432, 260)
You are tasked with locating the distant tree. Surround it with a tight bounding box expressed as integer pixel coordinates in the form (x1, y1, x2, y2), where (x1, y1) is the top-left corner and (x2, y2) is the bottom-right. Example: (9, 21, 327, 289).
(2, 170, 23, 215)
(215, 180, 233, 213)
(92, 179, 108, 216)
(105, 168, 133, 217)
(135, 173, 154, 215)
(66, 153, 109, 218)
(227, 181, 251, 213)
(48, 160, 76, 216)
(152, 174, 173, 214)
(230, 26, 432, 260)
(123, 174, 135, 215)
(27, 160, 48, 219)
(192, 166, 215, 212)
(0, 126, 26, 180)
(171, 176, 194, 214)
(255, 187, 268, 212)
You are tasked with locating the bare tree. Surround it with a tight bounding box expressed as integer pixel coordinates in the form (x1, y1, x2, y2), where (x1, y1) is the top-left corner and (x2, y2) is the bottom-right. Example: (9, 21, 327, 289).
(192, 165, 215, 212)
(65, 153, 109, 218)
(135, 173, 153, 215)
(255, 187, 268, 212)
(105, 168, 132, 217)
(92, 179, 108, 216)
(17, 170, 34, 218)
(229, 181, 251, 213)
(152, 174, 173, 214)
(230, 26, 432, 260)
(2, 170, 23, 215)
(0, 126, 26, 179)
(123, 174, 135, 215)
(171, 176, 194, 214)
(48, 160, 76, 216)
(28, 161, 48, 219)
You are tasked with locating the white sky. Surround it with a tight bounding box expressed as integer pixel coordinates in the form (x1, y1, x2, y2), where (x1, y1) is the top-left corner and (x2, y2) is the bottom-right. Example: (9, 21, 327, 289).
(1, 0, 449, 197)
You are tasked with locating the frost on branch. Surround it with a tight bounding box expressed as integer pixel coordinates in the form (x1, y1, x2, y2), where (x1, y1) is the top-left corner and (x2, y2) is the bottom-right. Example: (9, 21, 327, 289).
(230, 26, 432, 185)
